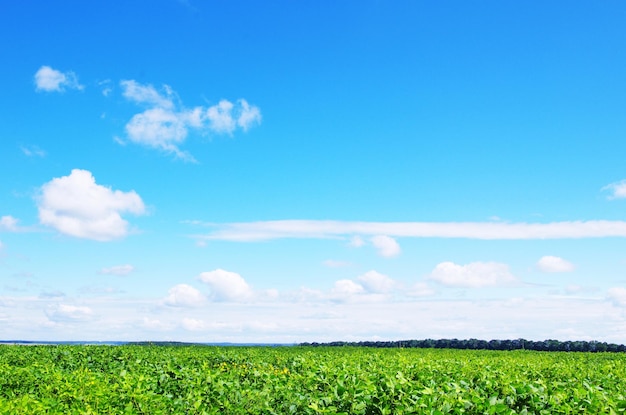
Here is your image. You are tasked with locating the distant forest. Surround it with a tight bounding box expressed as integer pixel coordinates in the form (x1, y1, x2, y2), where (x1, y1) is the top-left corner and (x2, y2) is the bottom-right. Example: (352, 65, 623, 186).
(300, 338, 626, 352)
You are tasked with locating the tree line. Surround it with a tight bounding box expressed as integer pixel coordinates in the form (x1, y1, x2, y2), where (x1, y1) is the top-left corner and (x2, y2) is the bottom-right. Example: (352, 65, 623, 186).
(300, 338, 626, 352)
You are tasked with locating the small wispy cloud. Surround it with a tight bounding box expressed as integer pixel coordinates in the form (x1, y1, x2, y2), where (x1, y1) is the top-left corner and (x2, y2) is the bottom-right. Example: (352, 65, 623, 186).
(602, 180, 626, 200)
(34, 66, 84, 92)
(536, 256, 575, 273)
(99, 264, 135, 276)
(323, 259, 351, 268)
(0, 216, 20, 232)
(20, 145, 46, 158)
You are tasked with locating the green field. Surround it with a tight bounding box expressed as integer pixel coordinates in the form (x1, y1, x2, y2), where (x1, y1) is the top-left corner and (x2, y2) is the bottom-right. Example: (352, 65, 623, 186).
(1, 345, 625, 414)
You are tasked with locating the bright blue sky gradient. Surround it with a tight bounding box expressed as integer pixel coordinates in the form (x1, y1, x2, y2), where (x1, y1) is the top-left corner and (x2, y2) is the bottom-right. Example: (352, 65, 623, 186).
(1, 1, 626, 342)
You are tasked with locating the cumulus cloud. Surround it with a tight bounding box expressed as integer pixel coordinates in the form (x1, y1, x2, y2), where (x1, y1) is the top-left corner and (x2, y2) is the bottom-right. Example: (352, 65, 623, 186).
(428, 261, 516, 288)
(198, 269, 254, 302)
(194, 219, 626, 241)
(34, 66, 84, 92)
(332, 279, 365, 296)
(0, 216, 19, 232)
(536, 256, 575, 273)
(602, 180, 626, 200)
(164, 284, 205, 307)
(119, 81, 261, 160)
(357, 270, 395, 293)
(37, 169, 146, 241)
(46, 304, 93, 322)
(370, 235, 401, 257)
(99, 264, 135, 276)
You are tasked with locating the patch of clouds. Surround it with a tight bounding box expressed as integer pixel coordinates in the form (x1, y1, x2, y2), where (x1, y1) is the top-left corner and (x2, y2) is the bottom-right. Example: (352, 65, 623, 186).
(194, 219, 626, 241)
(46, 304, 93, 322)
(39, 291, 65, 299)
(20, 145, 46, 158)
(356, 270, 396, 293)
(536, 256, 575, 273)
(198, 269, 254, 302)
(181, 317, 207, 331)
(428, 261, 516, 288)
(34, 66, 84, 92)
(602, 180, 626, 200)
(98, 79, 113, 97)
(607, 287, 626, 307)
(163, 284, 205, 308)
(407, 282, 436, 297)
(370, 235, 401, 257)
(119, 80, 261, 160)
(37, 169, 146, 241)
(348, 236, 365, 247)
(0, 216, 19, 232)
(141, 317, 172, 331)
(323, 259, 351, 268)
(99, 264, 135, 276)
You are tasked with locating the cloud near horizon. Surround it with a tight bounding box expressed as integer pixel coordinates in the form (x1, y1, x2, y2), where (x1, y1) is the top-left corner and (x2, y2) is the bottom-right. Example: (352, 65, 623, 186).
(192, 219, 626, 241)
(428, 261, 516, 288)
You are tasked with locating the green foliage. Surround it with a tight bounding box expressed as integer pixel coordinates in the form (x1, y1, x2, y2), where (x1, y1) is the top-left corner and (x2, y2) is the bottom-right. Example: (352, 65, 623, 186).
(0, 345, 625, 414)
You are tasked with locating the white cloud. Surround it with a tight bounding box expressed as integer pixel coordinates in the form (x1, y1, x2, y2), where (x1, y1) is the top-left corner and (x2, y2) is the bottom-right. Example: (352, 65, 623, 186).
(357, 270, 395, 293)
(181, 317, 207, 331)
(602, 180, 626, 200)
(120, 81, 261, 160)
(0, 216, 19, 232)
(125, 107, 194, 160)
(34, 66, 84, 92)
(349, 236, 365, 247)
(198, 269, 254, 302)
(370, 235, 401, 257)
(164, 284, 205, 307)
(536, 256, 575, 273)
(20, 145, 46, 158)
(37, 169, 146, 241)
(99, 264, 135, 276)
(120, 80, 175, 109)
(607, 287, 626, 307)
(323, 259, 351, 268)
(194, 219, 626, 241)
(206, 100, 236, 133)
(332, 279, 365, 296)
(428, 261, 516, 288)
(237, 99, 262, 131)
(46, 304, 93, 322)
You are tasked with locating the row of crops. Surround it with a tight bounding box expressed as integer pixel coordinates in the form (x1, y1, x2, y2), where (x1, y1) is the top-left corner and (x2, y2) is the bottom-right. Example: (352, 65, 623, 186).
(1, 345, 625, 414)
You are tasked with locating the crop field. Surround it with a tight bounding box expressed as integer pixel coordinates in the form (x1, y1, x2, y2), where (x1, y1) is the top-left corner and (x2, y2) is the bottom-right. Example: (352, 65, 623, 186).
(1, 345, 625, 414)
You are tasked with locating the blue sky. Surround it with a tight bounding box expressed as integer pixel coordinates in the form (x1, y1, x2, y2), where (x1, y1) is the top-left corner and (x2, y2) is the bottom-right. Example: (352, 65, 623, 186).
(2, 0, 626, 343)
